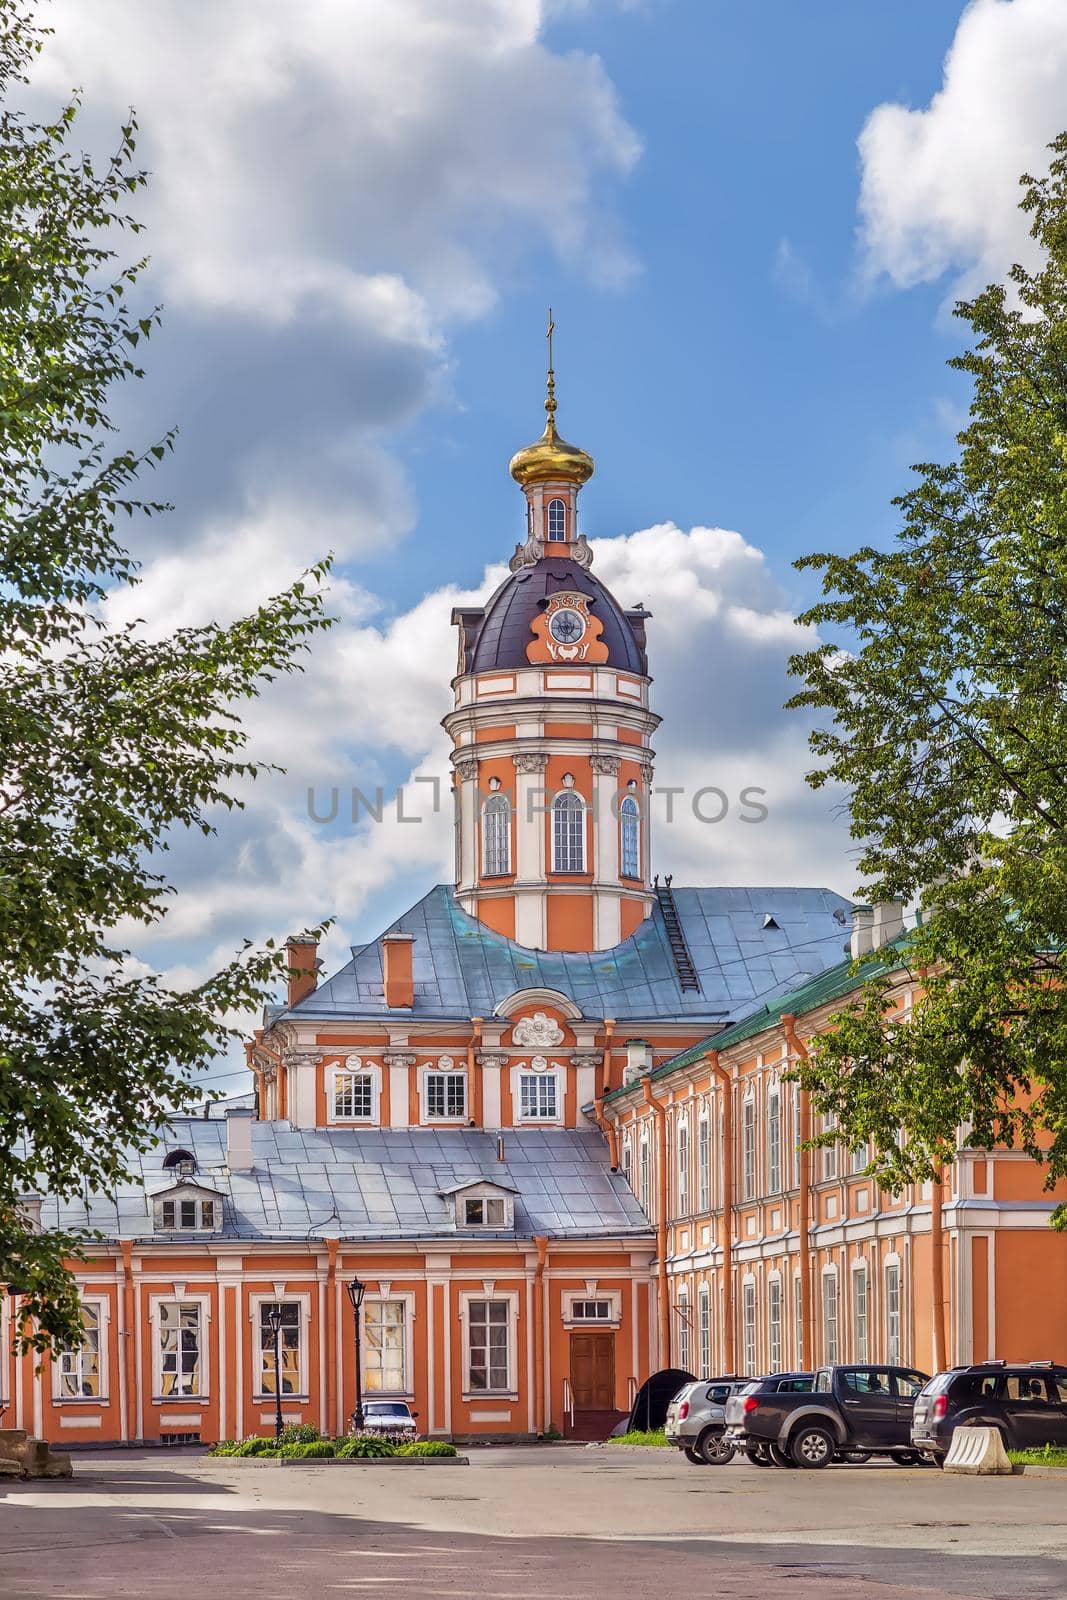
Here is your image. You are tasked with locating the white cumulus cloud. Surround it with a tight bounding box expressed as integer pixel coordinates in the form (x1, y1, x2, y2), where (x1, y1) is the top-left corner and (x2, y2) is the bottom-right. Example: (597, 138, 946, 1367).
(858, 0, 1067, 297)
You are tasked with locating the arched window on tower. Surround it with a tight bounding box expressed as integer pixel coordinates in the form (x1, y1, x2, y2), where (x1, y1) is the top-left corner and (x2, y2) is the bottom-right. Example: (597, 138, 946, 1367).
(552, 790, 586, 873)
(547, 498, 567, 541)
(482, 792, 511, 876)
(620, 793, 640, 879)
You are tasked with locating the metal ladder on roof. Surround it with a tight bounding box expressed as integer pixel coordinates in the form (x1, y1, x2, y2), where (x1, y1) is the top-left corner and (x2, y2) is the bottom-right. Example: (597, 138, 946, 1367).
(655, 877, 701, 993)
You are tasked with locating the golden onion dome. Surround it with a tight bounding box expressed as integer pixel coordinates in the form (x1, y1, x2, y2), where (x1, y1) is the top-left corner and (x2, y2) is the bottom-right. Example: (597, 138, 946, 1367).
(509, 310, 594, 487)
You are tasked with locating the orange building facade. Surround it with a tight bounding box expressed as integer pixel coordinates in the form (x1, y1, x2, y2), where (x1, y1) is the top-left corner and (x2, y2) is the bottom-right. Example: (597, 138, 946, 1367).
(13, 364, 1064, 1448)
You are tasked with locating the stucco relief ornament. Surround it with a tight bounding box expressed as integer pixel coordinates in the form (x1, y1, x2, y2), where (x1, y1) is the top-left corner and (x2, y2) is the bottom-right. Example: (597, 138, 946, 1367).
(513, 752, 548, 774)
(529, 1054, 551, 1074)
(571, 533, 594, 570)
(509, 534, 544, 572)
(511, 1011, 565, 1048)
(590, 755, 620, 776)
(454, 756, 479, 782)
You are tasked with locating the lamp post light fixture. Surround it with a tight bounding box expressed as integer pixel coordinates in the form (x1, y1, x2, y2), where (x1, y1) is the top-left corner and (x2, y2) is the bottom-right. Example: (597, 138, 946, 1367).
(265, 1303, 285, 1441)
(346, 1277, 366, 1432)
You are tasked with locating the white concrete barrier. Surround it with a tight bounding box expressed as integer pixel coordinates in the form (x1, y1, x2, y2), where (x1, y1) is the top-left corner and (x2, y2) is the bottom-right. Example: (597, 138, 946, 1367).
(943, 1425, 1013, 1475)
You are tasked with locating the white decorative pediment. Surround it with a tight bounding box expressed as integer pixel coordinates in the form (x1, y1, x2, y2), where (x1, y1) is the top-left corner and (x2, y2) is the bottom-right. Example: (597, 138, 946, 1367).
(511, 1011, 564, 1048)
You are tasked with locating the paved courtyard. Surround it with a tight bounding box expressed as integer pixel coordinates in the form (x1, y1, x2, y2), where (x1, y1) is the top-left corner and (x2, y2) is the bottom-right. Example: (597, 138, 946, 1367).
(2, 1445, 1065, 1599)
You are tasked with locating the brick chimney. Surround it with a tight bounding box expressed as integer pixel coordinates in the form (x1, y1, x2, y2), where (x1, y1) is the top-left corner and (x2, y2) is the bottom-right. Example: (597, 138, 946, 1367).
(382, 932, 415, 1009)
(286, 935, 319, 1009)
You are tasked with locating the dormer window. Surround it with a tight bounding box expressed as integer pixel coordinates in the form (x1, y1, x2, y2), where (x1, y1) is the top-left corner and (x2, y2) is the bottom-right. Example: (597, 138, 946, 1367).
(547, 497, 567, 541)
(152, 1183, 221, 1233)
(464, 1195, 508, 1227)
(162, 1148, 197, 1178)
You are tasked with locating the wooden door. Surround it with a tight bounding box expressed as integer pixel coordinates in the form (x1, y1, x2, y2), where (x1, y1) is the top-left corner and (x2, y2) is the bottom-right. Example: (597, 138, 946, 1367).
(570, 1332, 615, 1410)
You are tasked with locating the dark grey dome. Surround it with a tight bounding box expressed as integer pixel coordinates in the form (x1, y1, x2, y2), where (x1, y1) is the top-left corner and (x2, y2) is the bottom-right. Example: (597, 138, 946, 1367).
(465, 558, 649, 675)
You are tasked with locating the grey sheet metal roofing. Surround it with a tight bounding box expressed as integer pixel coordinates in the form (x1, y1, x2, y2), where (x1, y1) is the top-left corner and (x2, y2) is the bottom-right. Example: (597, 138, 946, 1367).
(280, 883, 854, 1026)
(43, 1123, 651, 1245)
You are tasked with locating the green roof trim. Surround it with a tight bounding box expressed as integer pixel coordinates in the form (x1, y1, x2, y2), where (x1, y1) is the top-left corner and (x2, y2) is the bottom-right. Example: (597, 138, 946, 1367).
(605, 932, 913, 1100)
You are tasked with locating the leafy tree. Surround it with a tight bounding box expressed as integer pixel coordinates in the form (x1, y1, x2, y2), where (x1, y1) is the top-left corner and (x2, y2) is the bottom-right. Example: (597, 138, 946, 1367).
(788, 134, 1067, 1226)
(0, 1, 330, 1347)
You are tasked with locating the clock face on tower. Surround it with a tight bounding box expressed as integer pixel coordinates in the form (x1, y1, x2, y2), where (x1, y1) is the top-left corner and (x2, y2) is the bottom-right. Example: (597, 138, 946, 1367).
(548, 608, 585, 645)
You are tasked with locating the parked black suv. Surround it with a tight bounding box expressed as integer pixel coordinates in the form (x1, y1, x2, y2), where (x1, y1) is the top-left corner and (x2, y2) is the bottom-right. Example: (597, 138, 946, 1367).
(912, 1361, 1067, 1460)
(725, 1364, 930, 1468)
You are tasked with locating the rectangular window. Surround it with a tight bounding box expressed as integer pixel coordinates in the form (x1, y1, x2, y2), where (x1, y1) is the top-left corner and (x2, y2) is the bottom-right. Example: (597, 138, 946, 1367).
(622, 1138, 633, 1193)
(822, 1274, 839, 1366)
(767, 1091, 781, 1195)
(333, 1070, 373, 1120)
(519, 1073, 557, 1120)
(823, 1117, 838, 1180)
(179, 1199, 197, 1228)
(463, 1195, 508, 1226)
(677, 1121, 689, 1216)
(57, 1303, 102, 1399)
(365, 1300, 406, 1393)
(698, 1287, 711, 1378)
(467, 1300, 509, 1392)
(885, 1263, 901, 1366)
(742, 1282, 757, 1374)
(639, 1136, 651, 1217)
(158, 1302, 201, 1397)
(552, 795, 585, 873)
(793, 1085, 802, 1187)
(677, 1294, 690, 1372)
(852, 1269, 869, 1363)
(161, 1200, 175, 1228)
(768, 1278, 782, 1374)
(570, 1300, 612, 1321)
(426, 1072, 466, 1119)
(852, 1142, 870, 1176)
(742, 1100, 756, 1201)
(258, 1302, 301, 1397)
(794, 1275, 804, 1369)
(697, 1118, 710, 1212)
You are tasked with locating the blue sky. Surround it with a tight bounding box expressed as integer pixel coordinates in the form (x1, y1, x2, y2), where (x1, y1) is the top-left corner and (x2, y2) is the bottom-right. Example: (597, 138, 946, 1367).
(27, 0, 1067, 1081)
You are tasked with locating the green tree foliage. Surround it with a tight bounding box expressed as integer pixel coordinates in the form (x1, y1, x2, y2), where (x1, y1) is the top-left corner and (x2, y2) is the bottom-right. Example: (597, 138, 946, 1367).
(0, 1, 330, 1345)
(788, 135, 1067, 1225)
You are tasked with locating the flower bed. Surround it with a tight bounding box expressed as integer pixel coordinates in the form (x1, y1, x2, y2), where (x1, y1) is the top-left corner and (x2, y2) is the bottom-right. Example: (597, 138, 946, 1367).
(208, 1429, 464, 1463)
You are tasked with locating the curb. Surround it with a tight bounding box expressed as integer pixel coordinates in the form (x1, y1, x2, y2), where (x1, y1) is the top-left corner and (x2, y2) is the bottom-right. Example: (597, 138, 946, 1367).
(210, 1454, 469, 1467)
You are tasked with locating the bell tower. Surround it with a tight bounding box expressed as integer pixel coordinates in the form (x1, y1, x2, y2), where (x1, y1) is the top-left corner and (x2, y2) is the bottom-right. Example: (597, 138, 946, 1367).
(445, 317, 659, 953)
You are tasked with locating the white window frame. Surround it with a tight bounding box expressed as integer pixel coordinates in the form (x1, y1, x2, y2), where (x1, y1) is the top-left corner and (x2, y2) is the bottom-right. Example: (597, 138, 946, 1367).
(821, 1269, 839, 1366)
(622, 1134, 633, 1192)
(153, 1185, 222, 1234)
(852, 1263, 869, 1364)
(822, 1116, 838, 1181)
(794, 1274, 804, 1369)
(563, 1291, 621, 1329)
(697, 1114, 710, 1212)
(514, 1065, 561, 1123)
(481, 792, 512, 877)
(460, 1291, 519, 1400)
(249, 1291, 311, 1400)
(149, 1292, 212, 1402)
(767, 1275, 782, 1374)
(362, 1292, 416, 1398)
(551, 790, 586, 874)
(328, 1056, 381, 1125)
(546, 496, 567, 541)
(885, 1257, 902, 1366)
(698, 1284, 711, 1379)
(457, 1184, 514, 1229)
(620, 793, 640, 879)
(421, 1059, 468, 1123)
(53, 1296, 109, 1403)
(676, 1116, 689, 1217)
(742, 1279, 757, 1374)
(677, 1289, 690, 1372)
(767, 1085, 781, 1195)
(742, 1096, 757, 1201)
(639, 1131, 651, 1216)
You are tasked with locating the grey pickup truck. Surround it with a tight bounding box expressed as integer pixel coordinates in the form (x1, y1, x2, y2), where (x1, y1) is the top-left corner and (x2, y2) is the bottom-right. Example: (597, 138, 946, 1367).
(724, 1363, 930, 1468)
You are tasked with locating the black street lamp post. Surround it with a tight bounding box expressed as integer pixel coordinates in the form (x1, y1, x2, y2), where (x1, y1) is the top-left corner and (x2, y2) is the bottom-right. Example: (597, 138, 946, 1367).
(346, 1277, 366, 1432)
(266, 1303, 285, 1441)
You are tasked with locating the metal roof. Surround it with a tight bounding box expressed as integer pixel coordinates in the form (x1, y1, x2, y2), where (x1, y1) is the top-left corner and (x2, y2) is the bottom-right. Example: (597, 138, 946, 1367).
(43, 1122, 652, 1245)
(281, 883, 854, 1026)
(611, 932, 913, 1098)
(462, 557, 648, 675)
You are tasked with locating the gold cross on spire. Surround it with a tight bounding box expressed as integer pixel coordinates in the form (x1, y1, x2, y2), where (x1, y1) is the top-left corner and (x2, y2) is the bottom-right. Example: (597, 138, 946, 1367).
(545, 306, 557, 425)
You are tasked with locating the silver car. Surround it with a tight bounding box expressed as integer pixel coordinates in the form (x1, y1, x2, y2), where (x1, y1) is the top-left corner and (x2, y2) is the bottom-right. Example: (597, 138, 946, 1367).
(665, 1377, 750, 1465)
(358, 1400, 419, 1442)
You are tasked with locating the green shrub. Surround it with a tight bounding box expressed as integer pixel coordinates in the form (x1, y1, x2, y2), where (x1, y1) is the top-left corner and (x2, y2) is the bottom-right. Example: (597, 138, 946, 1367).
(209, 1440, 239, 1456)
(606, 1429, 669, 1448)
(395, 1439, 458, 1458)
(1009, 1444, 1067, 1467)
(279, 1422, 321, 1445)
(279, 1439, 335, 1459)
(336, 1434, 395, 1458)
(233, 1436, 279, 1457)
